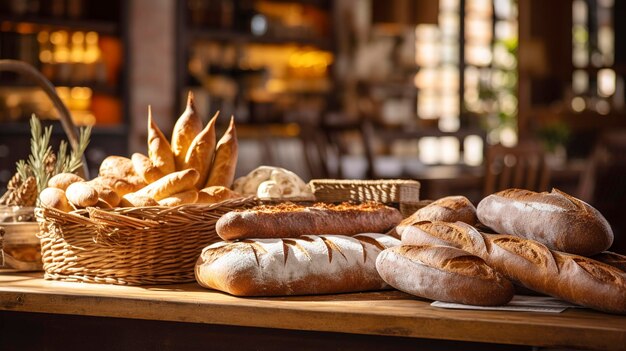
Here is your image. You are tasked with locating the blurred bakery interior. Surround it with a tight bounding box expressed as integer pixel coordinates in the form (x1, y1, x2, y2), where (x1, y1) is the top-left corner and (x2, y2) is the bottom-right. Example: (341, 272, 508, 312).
(1, 0, 625, 247)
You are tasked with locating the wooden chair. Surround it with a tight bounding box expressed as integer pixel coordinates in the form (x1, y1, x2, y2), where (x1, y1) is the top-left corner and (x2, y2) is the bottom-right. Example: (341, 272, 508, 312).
(483, 140, 551, 196)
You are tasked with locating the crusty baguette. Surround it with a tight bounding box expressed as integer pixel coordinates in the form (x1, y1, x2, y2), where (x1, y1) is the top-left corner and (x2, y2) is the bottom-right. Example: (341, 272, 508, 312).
(172, 91, 204, 170)
(395, 195, 477, 237)
(402, 221, 626, 314)
(39, 187, 73, 212)
(65, 182, 99, 207)
(216, 202, 404, 241)
(158, 189, 198, 206)
(591, 251, 626, 272)
(184, 111, 218, 188)
(119, 193, 159, 207)
(133, 168, 199, 201)
(195, 233, 400, 296)
(205, 116, 237, 188)
(47, 173, 84, 191)
(476, 188, 613, 256)
(376, 245, 514, 306)
(197, 186, 241, 204)
(148, 106, 176, 175)
(131, 152, 165, 184)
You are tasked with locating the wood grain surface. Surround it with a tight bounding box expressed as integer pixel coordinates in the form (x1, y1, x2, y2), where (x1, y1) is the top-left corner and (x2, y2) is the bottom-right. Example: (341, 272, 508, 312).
(0, 271, 624, 350)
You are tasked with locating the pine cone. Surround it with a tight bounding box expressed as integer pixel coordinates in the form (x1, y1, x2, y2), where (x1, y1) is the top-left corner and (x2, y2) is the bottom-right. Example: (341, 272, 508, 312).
(7, 176, 37, 207)
(44, 152, 57, 176)
(6, 172, 22, 191)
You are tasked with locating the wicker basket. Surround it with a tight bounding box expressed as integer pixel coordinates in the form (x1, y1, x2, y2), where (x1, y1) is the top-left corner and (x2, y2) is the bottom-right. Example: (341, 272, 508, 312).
(35, 197, 254, 285)
(307, 179, 420, 217)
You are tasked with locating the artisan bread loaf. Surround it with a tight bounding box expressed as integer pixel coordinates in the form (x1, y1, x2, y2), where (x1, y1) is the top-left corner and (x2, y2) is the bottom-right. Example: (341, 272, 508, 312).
(171, 91, 204, 171)
(195, 233, 400, 296)
(65, 182, 99, 207)
(99, 155, 141, 180)
(119, 193, 159, 207)
(39, 187, 73, 212)
(148, 106, 176, 175)
(157, 189, 198, 206)
(205, 116, 238, 188)
(592, 251, 626, 272)
(376, 245, 514, 306)
(88, 176, 145, 197)
(395, 195, 477, 237)
(133, 168, 199, 201)
(184, 112, 218, 188)
(216, 202, 403, 241)
(476, 188, 613, 256)
(402, 221, 626, 314)
(131, 152, 165, 184)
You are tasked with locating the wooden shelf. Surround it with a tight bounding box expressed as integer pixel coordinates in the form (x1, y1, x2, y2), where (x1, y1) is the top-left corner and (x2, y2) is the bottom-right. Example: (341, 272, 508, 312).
(0, 15, 120, 35)
(188, 28, 332, 50)
(0, 271, 624, 350)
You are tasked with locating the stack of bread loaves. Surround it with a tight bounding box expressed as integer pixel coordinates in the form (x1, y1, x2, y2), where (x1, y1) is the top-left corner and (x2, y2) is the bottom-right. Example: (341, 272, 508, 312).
(39, 92, 242, 211)
(195, 201, 403, 296)
(376, 189, 626, 314)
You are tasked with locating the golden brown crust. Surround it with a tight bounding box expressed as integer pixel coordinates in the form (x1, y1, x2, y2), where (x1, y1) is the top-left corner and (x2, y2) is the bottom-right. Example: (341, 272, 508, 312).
(197, 186, 241, 204)
(395, 196, 477, 236)
(216, 202, 403, 241)
(65, 182, 99, 207)
(148, 106, 176, 175)
(47, 173, 85, 191)
(88, 176, 145, 197)
(39, 187, 72, 212)
(158, 189, 199, 206)
(205, 116, 238, 188)
(476, 188, 613, 256)
(133, 168, 199, 201)
(591, 251, 626, 272)
(376, 245, 514, 306)
(98, 155, 140, 179)
(119, 193, 159, 207)
(172, 92, 204, 170)
(184, 112, 218, 188)
(131, 153, 165, 184)
(402, 221, 626, 314)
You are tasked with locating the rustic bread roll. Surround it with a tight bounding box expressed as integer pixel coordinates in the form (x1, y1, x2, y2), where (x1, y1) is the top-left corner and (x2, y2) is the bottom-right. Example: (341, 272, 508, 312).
(148, 106, 176, 175)
(119, 193, 159, 207)
(172, 92, 204, 170)
(47, 173, 84, 191)
(184, 112, 218, 188)
(39, 187, 73, 212)
(98, 155, 140, 179)
(88, 176, 144, 197)
(158, 189, 199, 206)
(216, 202, 403, 241)
(133, 168, 199, 201)
(376, 245, 514, 306)
(65, 182, 99, 207)
(395, 196, 477, 237)
(476, 188, 613, 256)
(402, 221, 626, 314)
(131, 152, 165, 184)
(90, 185, 120, 207)
(195, 233, 400, 296)
(205, 116, 237, 188)
(197, 186, 242, 204)
(591, 251, 626, 272)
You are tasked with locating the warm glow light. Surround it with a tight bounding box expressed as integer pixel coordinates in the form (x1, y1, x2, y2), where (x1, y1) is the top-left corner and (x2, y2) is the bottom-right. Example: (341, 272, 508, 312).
(598, 68, 616, 97)
(440, 136, 460, 164)
(419, 137, 440, 164)
(571, 96, 586, 112)
(439, 115, 460, 132)
(464, 135, 484, 166)
(500, 127, 518, 147)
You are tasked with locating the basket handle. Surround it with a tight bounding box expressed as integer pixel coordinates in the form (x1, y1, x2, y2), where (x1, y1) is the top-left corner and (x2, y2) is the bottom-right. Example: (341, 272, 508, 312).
(0, 59, 89, 179)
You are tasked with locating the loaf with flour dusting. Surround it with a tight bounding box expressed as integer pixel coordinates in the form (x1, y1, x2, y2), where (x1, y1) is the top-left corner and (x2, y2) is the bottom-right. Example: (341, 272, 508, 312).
(394, 195, 477, 237)
(476, 188, 613, 256)
(195, 233, 400, 296)
(216, 202, 403, 240)
(402, 221, 626, 314)
(376, 245, 514, 306)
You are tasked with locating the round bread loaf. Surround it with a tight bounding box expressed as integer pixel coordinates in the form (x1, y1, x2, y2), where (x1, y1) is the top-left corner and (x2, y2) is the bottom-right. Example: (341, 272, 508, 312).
(477, 188, 613, 256)
(376, 245, 514, 306)
(395, 195, 477, 237)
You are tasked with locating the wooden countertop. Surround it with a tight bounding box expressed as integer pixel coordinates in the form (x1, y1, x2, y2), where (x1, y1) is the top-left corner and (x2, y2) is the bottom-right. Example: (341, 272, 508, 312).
(0, 271, 624, 350)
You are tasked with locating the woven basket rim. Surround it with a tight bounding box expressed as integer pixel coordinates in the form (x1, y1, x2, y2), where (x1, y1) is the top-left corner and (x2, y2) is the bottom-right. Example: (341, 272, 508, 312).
(308, 179, 420, 187)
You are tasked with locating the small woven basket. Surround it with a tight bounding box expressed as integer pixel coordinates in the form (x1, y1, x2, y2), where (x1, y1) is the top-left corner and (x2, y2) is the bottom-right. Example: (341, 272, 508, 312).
(35, 197, 254, 285)
(307, 179, 420, 217)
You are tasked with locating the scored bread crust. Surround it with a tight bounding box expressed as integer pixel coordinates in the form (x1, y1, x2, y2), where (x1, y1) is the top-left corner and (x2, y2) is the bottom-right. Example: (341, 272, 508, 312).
(476, 188, 613, 256)
(591, 251, 626, 272)
(402, 221, 626, 314)
(395, 196, 477, 237)
(195, 233, 400, 296)
(376, 245, 514, 306)
(216, 202, 403, 240)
